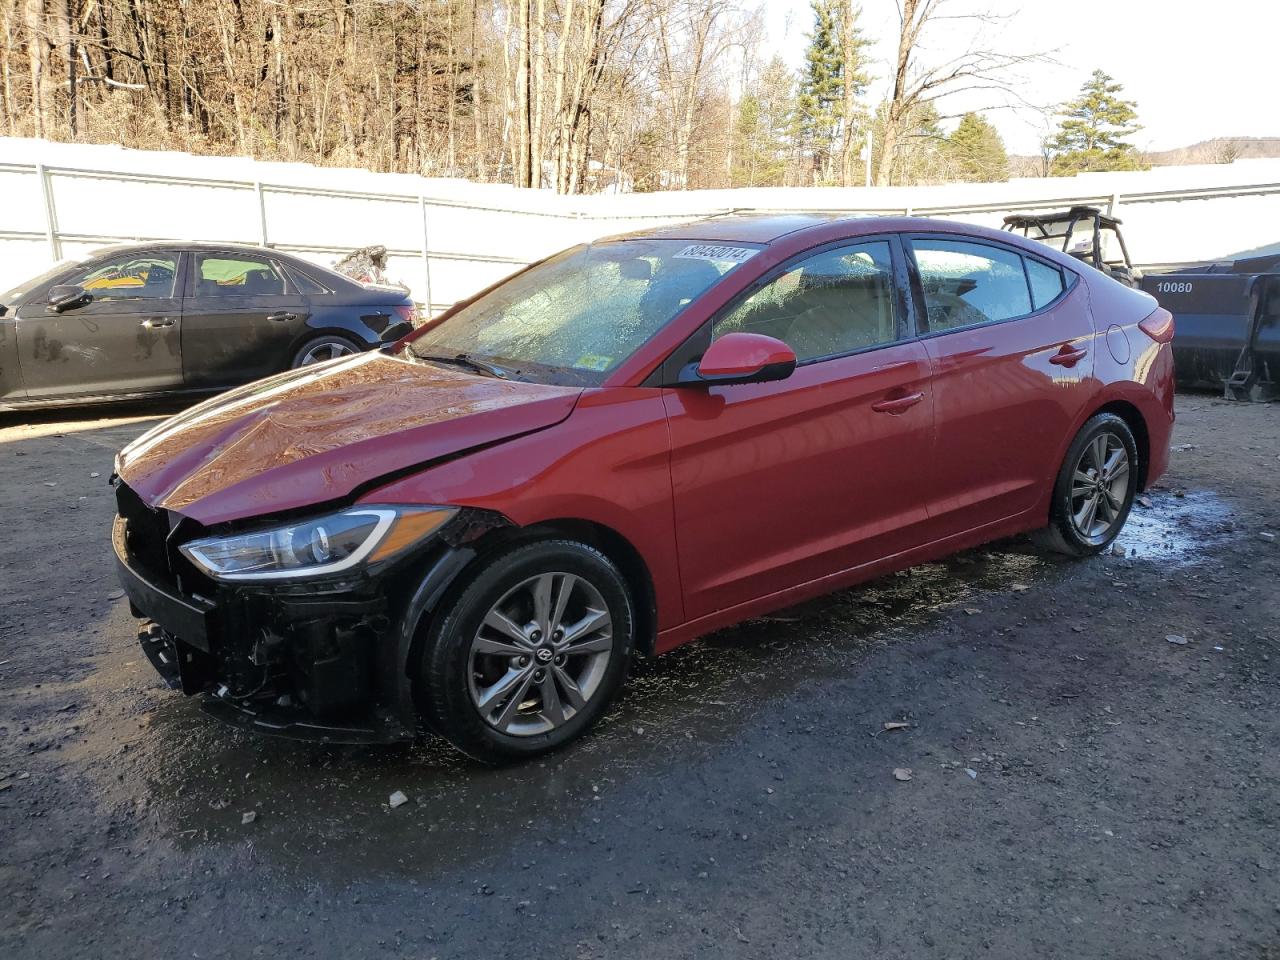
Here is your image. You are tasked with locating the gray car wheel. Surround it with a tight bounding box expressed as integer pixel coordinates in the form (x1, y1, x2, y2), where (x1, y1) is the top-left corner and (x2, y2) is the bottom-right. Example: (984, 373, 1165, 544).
(291, 335, 359, 368)
(417, 539, 635, 763)
(1038, 412, 1139, 557)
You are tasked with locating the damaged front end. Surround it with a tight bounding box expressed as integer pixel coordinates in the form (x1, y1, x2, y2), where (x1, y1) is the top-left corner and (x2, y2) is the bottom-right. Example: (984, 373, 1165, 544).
(112, 481, 505, 743)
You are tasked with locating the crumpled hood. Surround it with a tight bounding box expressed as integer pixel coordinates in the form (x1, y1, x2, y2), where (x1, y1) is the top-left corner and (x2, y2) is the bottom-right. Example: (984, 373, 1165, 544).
(116, 351, 582, 525)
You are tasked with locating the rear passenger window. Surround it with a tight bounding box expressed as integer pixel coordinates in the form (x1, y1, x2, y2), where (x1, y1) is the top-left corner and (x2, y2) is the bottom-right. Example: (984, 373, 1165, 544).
(712, 240, 899, 362)
(911, 239, 1032, 332)
(194, 255, 286, 297)
(1025, 259, 1065, 309)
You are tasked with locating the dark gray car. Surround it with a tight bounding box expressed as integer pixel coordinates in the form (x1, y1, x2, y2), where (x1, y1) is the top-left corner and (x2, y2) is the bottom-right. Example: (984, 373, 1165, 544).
(0, 242, 417, 411)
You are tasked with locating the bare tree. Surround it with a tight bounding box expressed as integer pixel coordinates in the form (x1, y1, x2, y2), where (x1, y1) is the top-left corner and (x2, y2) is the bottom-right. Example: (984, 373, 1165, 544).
(0, 0, 1051, 194)
(23, 0, 44, 138)
(875, 0, 1042, 186)
(651, 0, 741, 189)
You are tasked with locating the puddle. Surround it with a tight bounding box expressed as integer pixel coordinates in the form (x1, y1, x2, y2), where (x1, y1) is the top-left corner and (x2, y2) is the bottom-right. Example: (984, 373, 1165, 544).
(1112, 490, 1235, 563)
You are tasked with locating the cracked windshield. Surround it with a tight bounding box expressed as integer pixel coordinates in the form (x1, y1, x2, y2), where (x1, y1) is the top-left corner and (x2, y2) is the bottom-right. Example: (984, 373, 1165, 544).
(409, 238, 757, 384)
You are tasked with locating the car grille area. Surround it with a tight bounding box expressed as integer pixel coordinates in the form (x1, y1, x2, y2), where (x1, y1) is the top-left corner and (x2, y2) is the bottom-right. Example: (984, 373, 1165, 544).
(113, 480, 388, 729)
(115, 481, 174, 581)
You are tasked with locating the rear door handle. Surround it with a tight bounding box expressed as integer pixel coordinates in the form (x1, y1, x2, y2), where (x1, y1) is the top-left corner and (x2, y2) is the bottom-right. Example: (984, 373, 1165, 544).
(870, 391, 925, 414)
(1049, 345, 1087, 367)
(267, 311, 297, 322)
(140, 317, 175, 329)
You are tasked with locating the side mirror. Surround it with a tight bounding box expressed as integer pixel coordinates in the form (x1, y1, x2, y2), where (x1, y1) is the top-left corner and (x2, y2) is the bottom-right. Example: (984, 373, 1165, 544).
(47, 285, 91, 313)
(684, 332, 797, 387)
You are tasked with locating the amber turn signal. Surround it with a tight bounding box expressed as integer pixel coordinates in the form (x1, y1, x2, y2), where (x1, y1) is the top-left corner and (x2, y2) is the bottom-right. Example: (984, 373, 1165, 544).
(366, 508, 457, 564)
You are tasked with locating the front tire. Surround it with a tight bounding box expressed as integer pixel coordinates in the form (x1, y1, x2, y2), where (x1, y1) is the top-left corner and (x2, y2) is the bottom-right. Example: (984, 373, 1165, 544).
(1039, 413, 1139, 557)
(417, 539, 635, 763)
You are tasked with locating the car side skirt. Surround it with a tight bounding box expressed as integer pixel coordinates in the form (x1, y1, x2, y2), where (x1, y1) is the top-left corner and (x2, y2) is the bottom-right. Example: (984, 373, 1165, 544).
(654, 507, 1039, 654)
(0, 385, 227, 413)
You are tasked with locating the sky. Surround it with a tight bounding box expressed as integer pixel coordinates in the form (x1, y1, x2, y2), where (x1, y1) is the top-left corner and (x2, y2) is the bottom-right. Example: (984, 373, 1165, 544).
(761, 0, 1276, 155)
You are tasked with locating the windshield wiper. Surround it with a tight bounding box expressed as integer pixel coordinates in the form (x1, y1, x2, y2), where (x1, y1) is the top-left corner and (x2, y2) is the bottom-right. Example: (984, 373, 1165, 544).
(416, 352, 511, 380)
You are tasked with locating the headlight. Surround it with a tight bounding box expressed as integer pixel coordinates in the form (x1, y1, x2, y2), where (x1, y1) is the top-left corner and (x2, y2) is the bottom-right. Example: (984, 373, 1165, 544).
(179, 506, 456, 581)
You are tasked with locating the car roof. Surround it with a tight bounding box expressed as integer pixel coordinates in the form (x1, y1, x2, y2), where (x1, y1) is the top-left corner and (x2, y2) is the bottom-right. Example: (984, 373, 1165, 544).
(74, 240, 372, 294)
(616, 214, 850, 245)
(87, 240, 285, 258)
(614, 212, 1074, 254)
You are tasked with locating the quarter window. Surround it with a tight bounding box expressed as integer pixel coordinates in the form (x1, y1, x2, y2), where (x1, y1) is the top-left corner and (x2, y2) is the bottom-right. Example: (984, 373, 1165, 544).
(72, 254, 178, 300)
(1025, 258, 1065, 310)
(712, 241, 899, 362)
(194, 255, 286, 297)
(911, 239, 1032, 332)
(287, 266, 330, 296)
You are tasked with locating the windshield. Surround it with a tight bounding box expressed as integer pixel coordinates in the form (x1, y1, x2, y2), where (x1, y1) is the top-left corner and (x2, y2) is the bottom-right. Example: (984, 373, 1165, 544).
(409, 238, 756, 384)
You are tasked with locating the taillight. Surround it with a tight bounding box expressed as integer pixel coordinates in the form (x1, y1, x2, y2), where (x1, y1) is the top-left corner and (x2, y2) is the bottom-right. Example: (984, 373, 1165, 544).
(1138, 308, 1175, 343)
(392, 304, 421, 327)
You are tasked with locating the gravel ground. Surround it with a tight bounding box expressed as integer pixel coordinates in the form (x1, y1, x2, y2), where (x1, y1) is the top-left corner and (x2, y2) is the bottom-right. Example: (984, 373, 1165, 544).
(1, 393, 1278, 959)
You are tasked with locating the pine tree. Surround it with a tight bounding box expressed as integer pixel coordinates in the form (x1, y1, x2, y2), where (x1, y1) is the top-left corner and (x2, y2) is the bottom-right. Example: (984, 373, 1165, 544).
(732, 56, 795, 187)
(1049, 70, 1143, 174)
(945, 112, 1008, 182)
(796, 0, 867, 185)
(796, 0, 841, 182)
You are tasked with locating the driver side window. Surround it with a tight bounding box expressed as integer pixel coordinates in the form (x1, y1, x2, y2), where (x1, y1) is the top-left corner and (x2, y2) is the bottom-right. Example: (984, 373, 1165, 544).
(711, 241, 899, 362)
(71, 254, 178, 301)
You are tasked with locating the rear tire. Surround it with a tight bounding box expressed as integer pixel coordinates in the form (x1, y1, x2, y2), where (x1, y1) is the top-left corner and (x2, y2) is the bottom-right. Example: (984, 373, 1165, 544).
(1038, 413, 1139, 557)
(290, 334, 360, 368)
(416, 539, 635, 763)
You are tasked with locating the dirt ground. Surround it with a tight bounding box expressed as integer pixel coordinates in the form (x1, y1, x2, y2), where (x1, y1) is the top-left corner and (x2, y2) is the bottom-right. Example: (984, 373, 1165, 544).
(1, 393, 1278, 959)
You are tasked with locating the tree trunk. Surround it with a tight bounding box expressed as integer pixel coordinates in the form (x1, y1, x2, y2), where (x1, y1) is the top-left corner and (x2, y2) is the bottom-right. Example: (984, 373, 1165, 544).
(271, 9, 285, 150)
(549, 0, 575, 192)
(514, 0, 531, 186)
(875, 0, 918, 186)
(876, 101, 904, 186)
(24, 0, 44, 138)
(530, 0, 545, 186)
(470, 0, 485, 179)
(838, 0, 858, 186)
(560, 0, 600, 194)
(2, 0, 21, 134)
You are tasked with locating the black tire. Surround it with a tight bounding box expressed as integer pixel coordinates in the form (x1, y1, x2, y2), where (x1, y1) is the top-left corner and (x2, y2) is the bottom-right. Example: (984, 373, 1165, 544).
(417, 539, 635, 763)
(1038, 413, 1139, 557)
(290, 334, 361, 369)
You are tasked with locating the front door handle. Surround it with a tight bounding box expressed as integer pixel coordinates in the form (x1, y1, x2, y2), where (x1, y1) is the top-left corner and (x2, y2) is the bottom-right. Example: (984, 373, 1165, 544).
(140, 317, 175, 329)
(1049, 345, 1088, 367)
(267, 311, 297, 322)
(871, 391, 925, 414)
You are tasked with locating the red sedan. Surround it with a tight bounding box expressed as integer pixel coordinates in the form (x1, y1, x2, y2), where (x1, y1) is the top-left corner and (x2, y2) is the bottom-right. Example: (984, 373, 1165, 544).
(112, 215, 1175, 761)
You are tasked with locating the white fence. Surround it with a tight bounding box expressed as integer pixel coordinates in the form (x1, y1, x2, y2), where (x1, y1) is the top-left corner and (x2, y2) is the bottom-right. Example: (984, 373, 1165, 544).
(3, 138, 1279, 312)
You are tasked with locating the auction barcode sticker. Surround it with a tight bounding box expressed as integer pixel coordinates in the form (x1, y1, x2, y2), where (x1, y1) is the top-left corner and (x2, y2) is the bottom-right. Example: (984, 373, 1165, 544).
(673, 244, 758, 265)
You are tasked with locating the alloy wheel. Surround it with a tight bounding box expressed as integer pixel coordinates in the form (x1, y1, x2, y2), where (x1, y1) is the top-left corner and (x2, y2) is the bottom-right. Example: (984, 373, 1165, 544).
(1069, 431, 1131, 542)
(299, 340, 355, 365)
(467, 572, 614, 736)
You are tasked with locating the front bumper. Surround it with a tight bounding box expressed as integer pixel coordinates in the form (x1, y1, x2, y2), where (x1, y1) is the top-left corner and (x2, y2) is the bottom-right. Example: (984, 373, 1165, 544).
(113, 514, 418, 744)
(115, 528, 217, 653)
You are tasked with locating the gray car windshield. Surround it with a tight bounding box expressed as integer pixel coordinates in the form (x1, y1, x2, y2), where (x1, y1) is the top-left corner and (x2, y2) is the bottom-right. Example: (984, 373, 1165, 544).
(409, 239, 757, 384)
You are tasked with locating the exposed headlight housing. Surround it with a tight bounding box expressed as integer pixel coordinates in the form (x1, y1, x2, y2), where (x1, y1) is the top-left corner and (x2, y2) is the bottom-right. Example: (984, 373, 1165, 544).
(179, 506, 456, 581)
